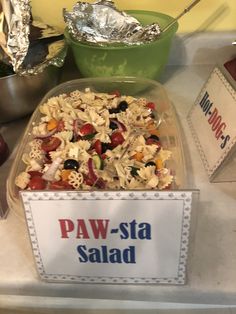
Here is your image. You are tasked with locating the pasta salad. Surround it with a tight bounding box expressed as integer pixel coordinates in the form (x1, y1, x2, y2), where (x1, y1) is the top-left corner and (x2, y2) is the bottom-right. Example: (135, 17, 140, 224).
(15, 88, 173, 191)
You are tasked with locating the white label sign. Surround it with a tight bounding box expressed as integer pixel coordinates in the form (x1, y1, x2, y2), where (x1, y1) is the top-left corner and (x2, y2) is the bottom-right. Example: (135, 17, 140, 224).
(187, 67, 236, 179)
(21, 190, 193, 285)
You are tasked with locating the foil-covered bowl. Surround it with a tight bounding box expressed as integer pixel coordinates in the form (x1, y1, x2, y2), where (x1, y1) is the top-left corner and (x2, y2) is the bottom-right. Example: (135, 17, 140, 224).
(0, 66, 61, 123)
(65, 10, 178, 80)
(63, 0, 162, 45)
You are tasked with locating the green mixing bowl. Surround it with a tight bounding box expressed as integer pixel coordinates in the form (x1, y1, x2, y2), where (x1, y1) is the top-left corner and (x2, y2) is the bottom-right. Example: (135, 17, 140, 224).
(65, 10, 178, 80)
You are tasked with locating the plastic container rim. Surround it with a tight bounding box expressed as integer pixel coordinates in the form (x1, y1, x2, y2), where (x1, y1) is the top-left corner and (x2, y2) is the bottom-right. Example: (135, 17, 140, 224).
(35, 76, 165, 101)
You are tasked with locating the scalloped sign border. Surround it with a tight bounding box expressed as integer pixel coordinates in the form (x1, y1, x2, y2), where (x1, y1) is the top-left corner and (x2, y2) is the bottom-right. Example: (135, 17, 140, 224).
(20, 190, 193, 285)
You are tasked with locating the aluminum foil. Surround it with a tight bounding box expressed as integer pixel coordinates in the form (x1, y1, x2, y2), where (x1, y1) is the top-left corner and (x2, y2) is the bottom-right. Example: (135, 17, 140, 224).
(0, 0, 67, 75)
(19, 20, 67, 75)
(64, 0, 161, 46)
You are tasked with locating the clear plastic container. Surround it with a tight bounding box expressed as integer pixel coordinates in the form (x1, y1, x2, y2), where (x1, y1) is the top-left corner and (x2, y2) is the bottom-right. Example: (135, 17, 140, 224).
(7, 76, 187, 218)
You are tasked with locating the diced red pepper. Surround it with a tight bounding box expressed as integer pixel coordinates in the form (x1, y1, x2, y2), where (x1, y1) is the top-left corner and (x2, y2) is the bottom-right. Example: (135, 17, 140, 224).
(146, 102, 156, 110)
(146, 138, 161, 146)
(49, 180, 73, 190)
(94, 139, 102, 155)
(109, 90, 121, 97)
(57, 120, 65, 132)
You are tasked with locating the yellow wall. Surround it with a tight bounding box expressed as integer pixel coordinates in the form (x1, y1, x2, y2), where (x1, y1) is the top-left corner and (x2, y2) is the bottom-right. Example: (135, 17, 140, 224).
(31, 0, 236, 33)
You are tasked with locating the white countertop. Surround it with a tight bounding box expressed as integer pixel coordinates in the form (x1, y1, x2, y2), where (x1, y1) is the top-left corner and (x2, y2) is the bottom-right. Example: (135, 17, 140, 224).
(1, 63, 236, 309)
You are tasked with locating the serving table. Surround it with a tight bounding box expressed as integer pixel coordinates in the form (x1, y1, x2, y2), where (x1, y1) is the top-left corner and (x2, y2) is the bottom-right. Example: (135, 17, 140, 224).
(1, 32, 236, 312)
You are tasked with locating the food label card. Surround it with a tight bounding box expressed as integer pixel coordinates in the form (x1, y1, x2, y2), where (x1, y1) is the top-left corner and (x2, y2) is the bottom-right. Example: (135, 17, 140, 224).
(21, 190, 193, 285)
(187, 67, 236, 180)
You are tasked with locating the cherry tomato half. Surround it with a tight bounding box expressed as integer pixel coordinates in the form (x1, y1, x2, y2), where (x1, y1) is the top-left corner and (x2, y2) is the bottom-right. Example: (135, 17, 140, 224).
(28, 171, 43, 178)
(28, 176, 47, 190)
(110, 131, 125, 148)
(41, 137, 61, 152)
(79, 123, 95, 136)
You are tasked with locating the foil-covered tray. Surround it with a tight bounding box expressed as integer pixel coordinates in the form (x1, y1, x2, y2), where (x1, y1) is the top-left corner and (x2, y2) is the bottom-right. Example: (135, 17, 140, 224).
(0, 0, 66, 75)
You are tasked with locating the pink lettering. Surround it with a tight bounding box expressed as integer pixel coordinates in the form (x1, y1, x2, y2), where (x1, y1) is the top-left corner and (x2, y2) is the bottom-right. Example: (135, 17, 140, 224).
(76, 219, 90, 239)
(89, 219, 110, 239)
(58, 219, 74, 238)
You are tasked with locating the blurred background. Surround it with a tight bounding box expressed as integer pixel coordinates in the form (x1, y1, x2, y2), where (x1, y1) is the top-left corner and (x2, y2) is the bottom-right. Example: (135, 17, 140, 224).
(30, 0, 236, 33)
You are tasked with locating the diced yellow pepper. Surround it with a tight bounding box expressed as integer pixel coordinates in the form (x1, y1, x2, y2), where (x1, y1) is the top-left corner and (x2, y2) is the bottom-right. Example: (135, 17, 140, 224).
(61, 169, 72, 181)
(147, 120, 155, 128)
(47, 118, 58, 131)
(133, 152, 144, 162)
(148, 128, 159, 136)
(155, 159, 163, 169)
